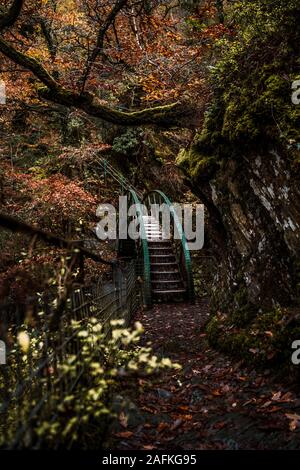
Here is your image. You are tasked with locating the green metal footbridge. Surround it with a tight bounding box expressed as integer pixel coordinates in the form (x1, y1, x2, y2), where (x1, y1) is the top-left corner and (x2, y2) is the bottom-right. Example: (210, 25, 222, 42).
(96, 154, 195, 307)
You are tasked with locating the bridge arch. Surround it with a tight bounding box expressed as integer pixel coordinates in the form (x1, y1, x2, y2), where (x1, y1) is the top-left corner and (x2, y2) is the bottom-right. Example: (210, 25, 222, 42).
(118, 189, 195, 306)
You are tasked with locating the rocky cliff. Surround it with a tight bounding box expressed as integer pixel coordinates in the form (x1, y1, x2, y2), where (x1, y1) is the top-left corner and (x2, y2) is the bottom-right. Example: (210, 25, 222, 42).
(179, 143, 300, 313)
(177, 0, 300, 367)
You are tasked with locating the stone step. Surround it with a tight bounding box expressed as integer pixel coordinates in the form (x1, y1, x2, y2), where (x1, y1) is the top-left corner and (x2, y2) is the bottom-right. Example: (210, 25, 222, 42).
(151, 272, 181, 281)
(151, 270, 180, 275)
(151, 262, 178, 272)
(152, 279, 183, 285)
(147, 237, 167, 241)
(152, 288, 186, 295)
(148, 240, 171, 246)
(150, 254, 177, 263)
(149, 246, 172, 249)
(149, 248, 173, 255)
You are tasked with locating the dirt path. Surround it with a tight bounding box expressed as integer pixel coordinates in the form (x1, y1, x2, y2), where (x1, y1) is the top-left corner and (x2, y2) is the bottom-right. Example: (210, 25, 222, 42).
(108, 300, 300, 450)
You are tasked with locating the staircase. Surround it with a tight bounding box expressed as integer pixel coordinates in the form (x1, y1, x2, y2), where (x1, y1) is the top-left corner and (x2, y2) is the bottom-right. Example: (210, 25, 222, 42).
(142, 216, 186, 301)
(94, 154, 194, 305)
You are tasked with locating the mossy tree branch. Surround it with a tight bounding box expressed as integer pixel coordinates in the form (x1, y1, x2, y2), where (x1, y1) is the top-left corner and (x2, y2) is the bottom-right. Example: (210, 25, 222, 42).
(0, 1, 194, 128)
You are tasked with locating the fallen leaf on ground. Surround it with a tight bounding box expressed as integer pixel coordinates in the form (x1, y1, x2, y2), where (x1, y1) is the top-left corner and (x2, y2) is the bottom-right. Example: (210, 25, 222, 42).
(213, 421, 227, 430)
(157, 422, 169, 433)
(272, 391, 282, 401)
(285, 413, 300, 421)
(265, 331, 273, 337)
(114, 431, 134, 438)
(261, 401, 272, 408)
(285, 413, 300, 431)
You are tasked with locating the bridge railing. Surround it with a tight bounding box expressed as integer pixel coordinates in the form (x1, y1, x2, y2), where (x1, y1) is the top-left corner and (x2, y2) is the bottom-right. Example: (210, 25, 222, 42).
(143, 190, 195, 303)
(92, 151, 143, 199)
(119, 189, 152, 307)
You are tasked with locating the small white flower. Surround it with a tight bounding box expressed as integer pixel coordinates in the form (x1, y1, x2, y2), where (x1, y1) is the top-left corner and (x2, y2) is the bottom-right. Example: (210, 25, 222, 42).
(17, 331, 30, 353)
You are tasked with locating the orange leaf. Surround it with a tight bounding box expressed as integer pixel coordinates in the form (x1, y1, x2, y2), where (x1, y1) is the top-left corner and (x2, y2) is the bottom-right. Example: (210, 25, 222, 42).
(157, 422, 169, 433)
(179, 405, 189, 411)
(115, 431, 133, 438)
(182, 414, 193, 421)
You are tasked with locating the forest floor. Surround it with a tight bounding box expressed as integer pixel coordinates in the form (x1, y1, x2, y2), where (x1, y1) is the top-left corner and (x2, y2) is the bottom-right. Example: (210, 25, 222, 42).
(107, 300, 300, 450)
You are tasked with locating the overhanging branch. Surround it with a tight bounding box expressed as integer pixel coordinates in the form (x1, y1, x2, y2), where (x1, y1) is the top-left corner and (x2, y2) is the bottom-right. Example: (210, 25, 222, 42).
(0, 36, 58, 89)
(0, 212, 116, 266)
(39, 85, 190, 126)
(0, 0, 195, 127)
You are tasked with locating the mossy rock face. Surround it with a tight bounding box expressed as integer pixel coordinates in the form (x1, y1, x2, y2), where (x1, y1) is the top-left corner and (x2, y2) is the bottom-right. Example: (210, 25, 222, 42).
(206, 306, 300, 372)
(179, 1, 300, 336)
(176, 147, 218, 182)
(195, 1, 300, 156)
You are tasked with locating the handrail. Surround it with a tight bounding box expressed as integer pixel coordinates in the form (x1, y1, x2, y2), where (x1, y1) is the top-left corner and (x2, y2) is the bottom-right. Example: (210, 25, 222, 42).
(143, 190, 195, 303)
(93, 154, 151, 304)
(126, 189, 152, 307)
(91, 150, 143, 198)
(89, 150, 194, 304)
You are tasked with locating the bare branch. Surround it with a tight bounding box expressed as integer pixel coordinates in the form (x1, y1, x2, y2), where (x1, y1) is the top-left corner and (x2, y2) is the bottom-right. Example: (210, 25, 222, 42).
(81, 0, 128, 92)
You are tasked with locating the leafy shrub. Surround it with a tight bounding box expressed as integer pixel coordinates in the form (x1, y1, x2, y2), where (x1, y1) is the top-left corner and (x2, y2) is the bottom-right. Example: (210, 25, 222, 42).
(0, 319, 180, 449)
(112, 129, 143, 156)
